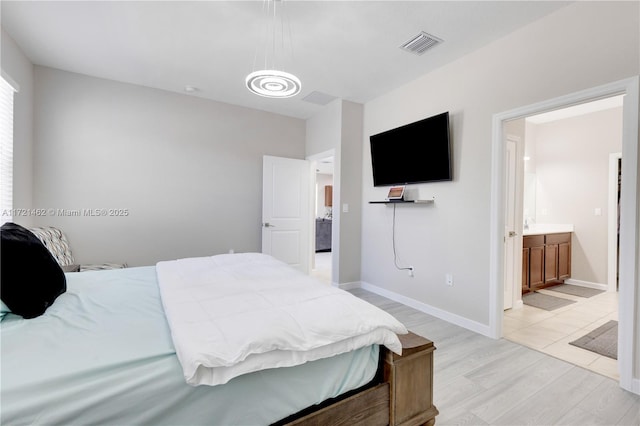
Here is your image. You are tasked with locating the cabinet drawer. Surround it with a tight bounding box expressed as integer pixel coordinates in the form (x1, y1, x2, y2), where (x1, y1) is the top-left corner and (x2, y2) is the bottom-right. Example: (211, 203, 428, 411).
(546, 233, 571, 245)
(523, 235, 544, 248)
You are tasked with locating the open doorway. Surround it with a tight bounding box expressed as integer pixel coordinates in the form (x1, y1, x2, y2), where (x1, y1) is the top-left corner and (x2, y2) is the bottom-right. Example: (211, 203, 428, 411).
(501, 95, 624, 380)
(311, 155, 334, 285)
(490, 77, 640, 394)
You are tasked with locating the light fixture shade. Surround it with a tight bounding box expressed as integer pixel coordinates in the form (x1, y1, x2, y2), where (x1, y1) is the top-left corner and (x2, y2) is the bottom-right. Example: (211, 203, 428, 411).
(246, 70, 301, 98)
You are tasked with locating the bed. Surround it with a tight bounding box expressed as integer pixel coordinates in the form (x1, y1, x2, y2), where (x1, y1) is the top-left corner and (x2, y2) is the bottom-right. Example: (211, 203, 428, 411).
(1, 250, 438, 425)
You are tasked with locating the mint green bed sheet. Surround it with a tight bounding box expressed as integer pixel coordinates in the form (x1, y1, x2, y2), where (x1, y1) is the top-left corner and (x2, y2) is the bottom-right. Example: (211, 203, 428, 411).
(0, 266, 379, 425)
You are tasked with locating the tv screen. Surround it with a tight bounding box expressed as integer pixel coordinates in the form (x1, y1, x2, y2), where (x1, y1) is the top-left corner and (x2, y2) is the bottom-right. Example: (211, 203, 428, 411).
(369, 112, 451, 187)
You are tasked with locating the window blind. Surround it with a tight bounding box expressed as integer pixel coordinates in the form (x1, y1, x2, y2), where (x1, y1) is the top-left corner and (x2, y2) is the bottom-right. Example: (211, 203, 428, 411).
(0, 76, 16, 225)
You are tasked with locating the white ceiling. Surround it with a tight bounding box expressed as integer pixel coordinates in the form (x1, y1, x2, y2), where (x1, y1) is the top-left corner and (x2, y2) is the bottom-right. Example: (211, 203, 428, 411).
(1, 1, 570, 119)
(315, 157, 334, 175)
(526, 95, 625, 124)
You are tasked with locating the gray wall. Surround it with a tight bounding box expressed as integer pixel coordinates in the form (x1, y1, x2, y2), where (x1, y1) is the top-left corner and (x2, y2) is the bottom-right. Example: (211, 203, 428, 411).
(306, 100, 341, 156)
(361, 2, 639, 327)
(306, 100, 342, 283)
(532, 107, 623, 285)
(32, 67, 305, 266)
(305, 99, 363, 285)
(337, 101, 363, 284)
(1, 29, 34, 226)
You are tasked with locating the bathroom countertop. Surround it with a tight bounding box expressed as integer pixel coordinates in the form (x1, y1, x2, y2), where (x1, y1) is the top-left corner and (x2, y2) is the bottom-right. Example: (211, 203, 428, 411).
(523, 224, 574, 236)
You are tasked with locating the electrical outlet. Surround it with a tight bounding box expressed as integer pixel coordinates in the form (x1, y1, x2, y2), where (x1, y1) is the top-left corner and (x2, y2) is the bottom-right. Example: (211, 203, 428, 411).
(408, 267, 414, 277)
(229, 249, 234, 254)
(446, 273, 453, 286)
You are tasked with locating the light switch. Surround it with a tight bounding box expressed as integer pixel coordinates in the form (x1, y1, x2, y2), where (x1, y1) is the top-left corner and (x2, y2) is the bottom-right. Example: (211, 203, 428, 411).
(595, 207, 602, 216)
(342, 203, 349, 213)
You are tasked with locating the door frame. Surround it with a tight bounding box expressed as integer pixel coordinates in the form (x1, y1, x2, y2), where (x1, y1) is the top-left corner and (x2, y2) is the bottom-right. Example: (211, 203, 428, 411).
(489, 76, 639, 394)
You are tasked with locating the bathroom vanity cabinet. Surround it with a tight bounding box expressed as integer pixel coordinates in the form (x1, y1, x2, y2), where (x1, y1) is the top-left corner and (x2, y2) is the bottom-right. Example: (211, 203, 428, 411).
(522, 232, 571, 293)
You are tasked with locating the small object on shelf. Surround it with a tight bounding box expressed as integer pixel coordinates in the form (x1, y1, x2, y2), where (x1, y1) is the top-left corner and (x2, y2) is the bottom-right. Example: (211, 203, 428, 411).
(387, 185, 405, 200)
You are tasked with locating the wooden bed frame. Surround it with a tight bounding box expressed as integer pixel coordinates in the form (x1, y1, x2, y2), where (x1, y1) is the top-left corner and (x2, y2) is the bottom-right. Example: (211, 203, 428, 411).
(281, 332, 438, 426)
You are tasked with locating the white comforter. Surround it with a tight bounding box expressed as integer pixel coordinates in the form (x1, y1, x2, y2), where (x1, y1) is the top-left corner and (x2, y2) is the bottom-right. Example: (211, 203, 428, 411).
(156, 253, 407, 386)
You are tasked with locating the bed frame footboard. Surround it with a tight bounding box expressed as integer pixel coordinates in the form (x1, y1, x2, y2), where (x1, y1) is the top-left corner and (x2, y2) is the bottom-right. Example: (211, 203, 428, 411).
(282, 332, 438, 426)
(385, 332, 438, 426)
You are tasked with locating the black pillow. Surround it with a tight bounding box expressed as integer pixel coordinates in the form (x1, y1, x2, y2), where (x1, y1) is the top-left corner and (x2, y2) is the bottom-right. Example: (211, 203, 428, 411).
(1, 222, 66, 318)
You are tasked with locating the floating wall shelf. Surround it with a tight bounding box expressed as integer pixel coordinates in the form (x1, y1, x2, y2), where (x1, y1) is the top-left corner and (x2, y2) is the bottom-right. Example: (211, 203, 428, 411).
(369, 198, 435, 205)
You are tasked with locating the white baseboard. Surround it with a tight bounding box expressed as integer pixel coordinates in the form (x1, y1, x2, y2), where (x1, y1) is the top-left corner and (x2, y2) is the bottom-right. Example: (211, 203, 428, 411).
(335, 281, 360, 290)
(360, 281, 492, 337)
(564, 278, 608, 291)
(625, 377, 640, 396)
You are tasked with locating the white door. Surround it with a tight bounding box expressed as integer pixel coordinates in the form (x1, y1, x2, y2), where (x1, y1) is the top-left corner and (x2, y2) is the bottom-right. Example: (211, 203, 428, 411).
(262, 155, 311, 273)
(503, 138, 518, 310)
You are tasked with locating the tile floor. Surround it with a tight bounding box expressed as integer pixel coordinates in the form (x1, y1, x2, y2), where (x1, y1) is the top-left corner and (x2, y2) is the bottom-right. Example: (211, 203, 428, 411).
(503, 288, 619, 380)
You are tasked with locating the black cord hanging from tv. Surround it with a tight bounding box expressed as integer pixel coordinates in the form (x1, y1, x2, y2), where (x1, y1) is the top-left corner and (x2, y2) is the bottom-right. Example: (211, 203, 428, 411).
(392, 204, 413, 274)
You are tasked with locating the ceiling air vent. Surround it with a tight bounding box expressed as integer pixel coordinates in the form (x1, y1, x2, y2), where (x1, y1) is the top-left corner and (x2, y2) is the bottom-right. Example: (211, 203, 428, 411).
(400, 31, 443, 55)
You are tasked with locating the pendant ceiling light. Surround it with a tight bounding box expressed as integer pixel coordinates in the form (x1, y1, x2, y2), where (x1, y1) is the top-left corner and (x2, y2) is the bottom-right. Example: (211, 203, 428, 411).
(246, 0, 301, 98)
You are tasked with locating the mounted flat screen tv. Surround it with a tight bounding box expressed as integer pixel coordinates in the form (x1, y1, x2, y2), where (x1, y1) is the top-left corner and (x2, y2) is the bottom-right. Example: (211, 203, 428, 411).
(369, 112, 452, 186)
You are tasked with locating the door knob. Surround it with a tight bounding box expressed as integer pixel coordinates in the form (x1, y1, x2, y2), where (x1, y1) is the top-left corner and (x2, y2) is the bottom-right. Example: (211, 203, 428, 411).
(263, 222, 275, 228)
(508, 231, 517, 237)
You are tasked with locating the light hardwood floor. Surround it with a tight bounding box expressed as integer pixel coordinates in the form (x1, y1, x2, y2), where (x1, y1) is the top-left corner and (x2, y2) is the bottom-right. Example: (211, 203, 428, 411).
(349, 288, 640, 426)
